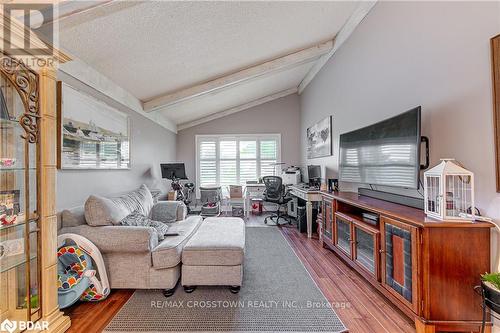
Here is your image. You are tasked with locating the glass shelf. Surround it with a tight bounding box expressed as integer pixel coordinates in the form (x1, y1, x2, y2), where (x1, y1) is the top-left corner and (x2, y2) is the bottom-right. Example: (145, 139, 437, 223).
(0, 216, 38, 231)
(0, 253, 37, 273)
(0, 220, 26, 231)
(0, 168, 36, 172)
(0, 118, 19, 127)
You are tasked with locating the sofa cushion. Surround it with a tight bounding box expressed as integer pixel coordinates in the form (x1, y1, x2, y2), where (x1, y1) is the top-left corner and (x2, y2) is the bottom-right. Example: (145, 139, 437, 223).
(182, 217, 245, 266)
(151, 215, 203, 269)
(61, 206, 86, 228)
(84, 185, 154, 226)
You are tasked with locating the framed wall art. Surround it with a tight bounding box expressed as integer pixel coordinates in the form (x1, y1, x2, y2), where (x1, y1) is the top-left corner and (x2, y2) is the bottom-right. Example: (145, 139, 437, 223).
(307, 116, 332, 159)
(57, 82, 130, 169)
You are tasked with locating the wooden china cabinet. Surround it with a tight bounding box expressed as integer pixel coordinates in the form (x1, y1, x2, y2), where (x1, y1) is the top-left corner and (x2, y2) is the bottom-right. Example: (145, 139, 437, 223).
(0, 17, 71, 333)
(318, 191, 493, 333)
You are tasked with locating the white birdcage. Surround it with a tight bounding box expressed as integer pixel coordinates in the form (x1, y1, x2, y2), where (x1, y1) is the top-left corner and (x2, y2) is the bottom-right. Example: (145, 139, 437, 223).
(424, 159, 474, 221)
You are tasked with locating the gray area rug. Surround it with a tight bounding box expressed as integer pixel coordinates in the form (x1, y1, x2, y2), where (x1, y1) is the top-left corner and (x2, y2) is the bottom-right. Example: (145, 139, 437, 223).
(104, 227, 347, 333)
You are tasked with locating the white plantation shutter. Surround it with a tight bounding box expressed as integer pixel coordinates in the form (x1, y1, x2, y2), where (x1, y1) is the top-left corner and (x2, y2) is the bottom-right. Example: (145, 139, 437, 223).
(260, 140, 277, 177)
(199, 140, 217, 186)
(239, 141, 257, 183)
(219, 140, 237, 186)
(196, 134, 280, 188)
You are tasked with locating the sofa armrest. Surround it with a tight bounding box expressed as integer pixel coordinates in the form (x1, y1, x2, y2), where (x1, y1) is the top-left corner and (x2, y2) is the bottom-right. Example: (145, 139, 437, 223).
(59, 224, 158, 253)
(150, 201, 187, 223)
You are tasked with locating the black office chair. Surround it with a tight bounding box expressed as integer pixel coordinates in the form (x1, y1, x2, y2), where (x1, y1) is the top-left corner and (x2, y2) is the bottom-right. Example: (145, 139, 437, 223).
(262, 176, 292, 226)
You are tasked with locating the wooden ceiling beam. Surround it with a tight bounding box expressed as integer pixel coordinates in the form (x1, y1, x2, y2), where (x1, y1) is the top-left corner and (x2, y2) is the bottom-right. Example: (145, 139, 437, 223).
(177, 87, 297, 131)
(143, 40, 333, 112)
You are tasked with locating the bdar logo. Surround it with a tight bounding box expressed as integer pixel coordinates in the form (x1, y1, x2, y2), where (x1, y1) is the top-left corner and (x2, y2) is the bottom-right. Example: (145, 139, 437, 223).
(0, 319, 17, 333)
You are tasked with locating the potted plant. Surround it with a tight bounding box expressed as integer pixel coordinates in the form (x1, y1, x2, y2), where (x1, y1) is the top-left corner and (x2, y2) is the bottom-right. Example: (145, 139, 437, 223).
(481, 272, 500, 314)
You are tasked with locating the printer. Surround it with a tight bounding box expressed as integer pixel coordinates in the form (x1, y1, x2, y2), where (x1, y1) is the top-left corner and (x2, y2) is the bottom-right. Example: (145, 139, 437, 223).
(282, 166, 301, 185)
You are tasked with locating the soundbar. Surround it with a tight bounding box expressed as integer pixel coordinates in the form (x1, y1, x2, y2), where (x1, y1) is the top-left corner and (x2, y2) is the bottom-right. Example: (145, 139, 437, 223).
(358, 188, 424, 210)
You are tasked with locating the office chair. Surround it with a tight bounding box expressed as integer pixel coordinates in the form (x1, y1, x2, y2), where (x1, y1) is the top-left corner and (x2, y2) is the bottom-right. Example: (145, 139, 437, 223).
(262, 176, 292, 225)
(199, 186, 222, 217)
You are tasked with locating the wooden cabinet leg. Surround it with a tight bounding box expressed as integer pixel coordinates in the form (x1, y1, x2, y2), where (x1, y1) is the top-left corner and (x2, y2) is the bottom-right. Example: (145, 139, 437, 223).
(415, 319, 435, 333)
(306, 201, 313, 238)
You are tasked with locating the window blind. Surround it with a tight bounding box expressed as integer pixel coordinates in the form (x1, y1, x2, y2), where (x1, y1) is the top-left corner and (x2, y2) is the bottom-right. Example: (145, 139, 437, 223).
(196, 134, 281, 188)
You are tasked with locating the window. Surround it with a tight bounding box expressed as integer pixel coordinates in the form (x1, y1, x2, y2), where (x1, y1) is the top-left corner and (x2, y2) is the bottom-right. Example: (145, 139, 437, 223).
(196, 134, 281, 187)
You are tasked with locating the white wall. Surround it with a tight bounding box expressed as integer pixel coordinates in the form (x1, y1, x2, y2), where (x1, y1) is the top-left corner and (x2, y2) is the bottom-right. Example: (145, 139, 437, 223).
(177, 94, 301, 182)
(300, 1, 500, 266)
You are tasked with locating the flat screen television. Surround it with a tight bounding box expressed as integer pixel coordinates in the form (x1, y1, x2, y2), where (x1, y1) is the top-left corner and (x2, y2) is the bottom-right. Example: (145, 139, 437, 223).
(339, 106, 421, 189)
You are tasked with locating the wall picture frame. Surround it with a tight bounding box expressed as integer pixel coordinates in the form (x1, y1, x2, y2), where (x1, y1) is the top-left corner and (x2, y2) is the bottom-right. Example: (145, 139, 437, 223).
(491, 34, 500, 192)
(57, 82, 131, 170)
(307, 116, 332, 159)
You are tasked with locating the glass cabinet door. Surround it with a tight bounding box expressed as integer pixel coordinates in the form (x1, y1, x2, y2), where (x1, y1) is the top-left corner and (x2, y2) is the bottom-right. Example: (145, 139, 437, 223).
(323, 200, 333, 240)
(381, 217, 418, 311)
(353, 225, 379, 280)
(335, 216, 352, 257)
(0, 62, 41, 329)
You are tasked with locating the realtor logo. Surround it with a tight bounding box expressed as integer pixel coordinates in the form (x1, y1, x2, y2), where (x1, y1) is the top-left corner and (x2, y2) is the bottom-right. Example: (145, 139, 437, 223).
(2, 3, 54, 55)
(0, 319, 16, 333)
(0, 319, 48, 332)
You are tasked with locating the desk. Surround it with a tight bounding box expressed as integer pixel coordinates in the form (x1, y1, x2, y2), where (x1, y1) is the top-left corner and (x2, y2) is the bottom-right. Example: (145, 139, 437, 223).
(243, 184, 266, 217)
(288, 185, 322, 238)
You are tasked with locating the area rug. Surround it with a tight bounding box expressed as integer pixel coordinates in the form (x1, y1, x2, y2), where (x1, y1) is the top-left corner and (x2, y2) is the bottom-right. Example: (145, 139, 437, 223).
(104, 227, 347, 333)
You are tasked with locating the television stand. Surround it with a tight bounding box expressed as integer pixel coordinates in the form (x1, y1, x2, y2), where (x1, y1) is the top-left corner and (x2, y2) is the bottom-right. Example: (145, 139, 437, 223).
(317, 191, 493, 333)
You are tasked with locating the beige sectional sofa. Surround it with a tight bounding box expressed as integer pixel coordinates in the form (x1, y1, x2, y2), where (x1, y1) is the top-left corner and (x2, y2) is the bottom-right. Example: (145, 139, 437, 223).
(57, 185, 203, 296)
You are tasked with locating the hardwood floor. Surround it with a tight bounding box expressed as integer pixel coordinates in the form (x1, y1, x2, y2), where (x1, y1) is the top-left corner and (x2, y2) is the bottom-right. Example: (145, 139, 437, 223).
(63, 289, 134, 333)
(64, 221, 415, 333)
(281, 226, 416, 333)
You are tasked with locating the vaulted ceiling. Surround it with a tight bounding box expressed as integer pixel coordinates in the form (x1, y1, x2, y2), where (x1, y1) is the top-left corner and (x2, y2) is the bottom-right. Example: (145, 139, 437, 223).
(48, 1, 374, 131)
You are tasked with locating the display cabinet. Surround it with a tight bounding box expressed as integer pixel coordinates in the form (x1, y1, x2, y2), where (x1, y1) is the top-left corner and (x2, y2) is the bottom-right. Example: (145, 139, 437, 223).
(0, 53, 71, 333)
(319, 191, 493, 333)
(0, 58, 41, 330)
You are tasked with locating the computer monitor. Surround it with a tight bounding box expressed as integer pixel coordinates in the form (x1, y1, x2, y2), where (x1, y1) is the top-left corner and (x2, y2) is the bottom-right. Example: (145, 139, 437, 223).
(307, 165, 321, 180)
(160, 163, 187, 180)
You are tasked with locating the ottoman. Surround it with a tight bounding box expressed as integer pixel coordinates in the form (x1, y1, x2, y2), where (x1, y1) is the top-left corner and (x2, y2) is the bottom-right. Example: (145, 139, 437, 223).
(181, 217, 245, 293)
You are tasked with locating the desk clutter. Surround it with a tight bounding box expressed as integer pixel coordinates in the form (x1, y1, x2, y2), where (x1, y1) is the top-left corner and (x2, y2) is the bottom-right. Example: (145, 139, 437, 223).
(165, 161, 326, 236)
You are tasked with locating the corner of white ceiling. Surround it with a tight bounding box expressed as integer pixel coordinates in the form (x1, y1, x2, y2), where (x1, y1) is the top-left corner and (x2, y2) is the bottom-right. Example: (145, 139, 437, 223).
(297, 0, 378, 94)
(58, 57, 178, 133)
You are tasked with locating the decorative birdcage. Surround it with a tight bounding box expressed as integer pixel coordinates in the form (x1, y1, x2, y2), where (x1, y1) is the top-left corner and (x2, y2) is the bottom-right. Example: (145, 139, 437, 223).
(424, 159, 474, 221)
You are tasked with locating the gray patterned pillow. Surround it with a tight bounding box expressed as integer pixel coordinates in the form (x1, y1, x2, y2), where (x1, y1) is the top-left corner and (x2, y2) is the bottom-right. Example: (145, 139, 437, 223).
(120, 211, 169, 241)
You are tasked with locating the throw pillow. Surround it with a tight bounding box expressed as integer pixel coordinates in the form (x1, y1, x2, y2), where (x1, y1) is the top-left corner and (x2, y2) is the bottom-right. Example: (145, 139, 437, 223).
(84, 185, 155, 226)
(61, 207, 86, 227)
(120, 211, 169, 241)
(85, 195, 128, 226)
